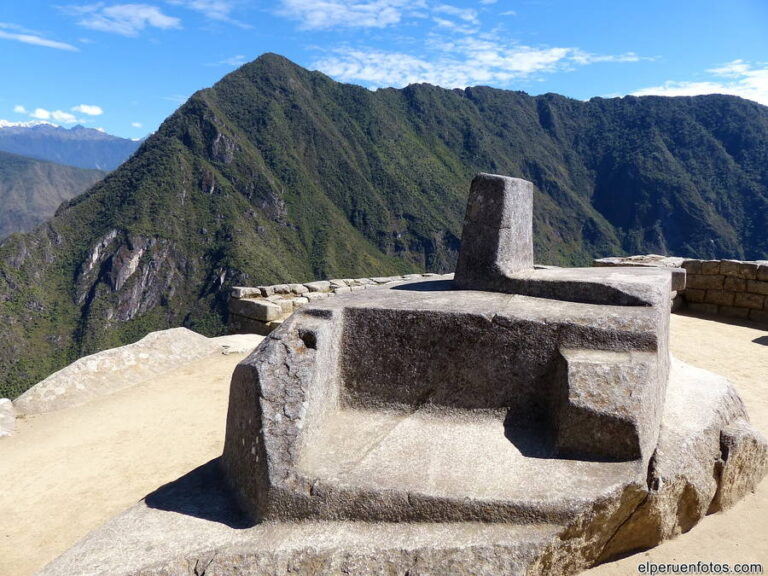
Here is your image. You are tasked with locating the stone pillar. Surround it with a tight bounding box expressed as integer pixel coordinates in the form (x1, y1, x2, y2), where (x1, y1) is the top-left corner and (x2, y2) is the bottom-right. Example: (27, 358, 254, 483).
(454, 173, 534, 290)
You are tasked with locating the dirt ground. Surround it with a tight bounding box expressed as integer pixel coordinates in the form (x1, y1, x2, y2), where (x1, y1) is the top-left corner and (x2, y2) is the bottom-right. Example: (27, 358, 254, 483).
(1, 313, 766, 576)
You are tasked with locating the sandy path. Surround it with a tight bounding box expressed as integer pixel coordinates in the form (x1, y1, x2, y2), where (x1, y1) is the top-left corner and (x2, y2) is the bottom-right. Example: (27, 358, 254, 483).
(0, 314, 766, 576)
(0, 351, 250, 576)
(586, 313, 768, 575)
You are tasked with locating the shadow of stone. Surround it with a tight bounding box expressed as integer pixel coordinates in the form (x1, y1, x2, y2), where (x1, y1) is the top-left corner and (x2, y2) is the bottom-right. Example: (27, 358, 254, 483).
(753, 335, 768, 346)
(144, 457, 255, 529)
(391, 280, 455, 292)
(503, 411, 557, 459)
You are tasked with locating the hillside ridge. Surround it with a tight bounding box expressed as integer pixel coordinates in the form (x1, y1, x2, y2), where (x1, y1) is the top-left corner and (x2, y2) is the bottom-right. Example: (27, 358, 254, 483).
(1, 53, 767, 398)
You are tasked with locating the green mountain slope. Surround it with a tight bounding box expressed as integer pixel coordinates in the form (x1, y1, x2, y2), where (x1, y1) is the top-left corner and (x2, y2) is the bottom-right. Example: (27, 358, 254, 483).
(1, 53, 767, 398)
(0, 151, 105, 239)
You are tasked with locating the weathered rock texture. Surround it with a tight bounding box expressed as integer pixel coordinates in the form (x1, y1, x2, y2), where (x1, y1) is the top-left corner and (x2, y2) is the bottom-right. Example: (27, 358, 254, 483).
(228, 273, 450, 335)
(15, 328, 233, 414)
(454, 173, 534, 288)
(595, 255, 768, 323)
(0, 398, 15, 437)
(37, 176, 767, 576)
(36, 358, 767, 576)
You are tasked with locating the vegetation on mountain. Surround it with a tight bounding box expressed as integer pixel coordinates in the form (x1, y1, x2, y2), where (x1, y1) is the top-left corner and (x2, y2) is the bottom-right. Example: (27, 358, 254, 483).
(0, 124, 141, 170)
(1, 53, 767, 398)
(0, 151, 105, 239)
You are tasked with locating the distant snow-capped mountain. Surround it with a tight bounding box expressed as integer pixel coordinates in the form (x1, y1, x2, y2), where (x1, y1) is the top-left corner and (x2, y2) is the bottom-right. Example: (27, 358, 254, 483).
(0, 123, 142, 170)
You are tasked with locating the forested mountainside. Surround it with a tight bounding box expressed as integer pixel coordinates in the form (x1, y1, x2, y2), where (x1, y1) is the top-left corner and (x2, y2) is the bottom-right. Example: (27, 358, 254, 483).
(0, 124, 141, 171)
(1, 53, 767, 397)
(0, 151, 105, 239)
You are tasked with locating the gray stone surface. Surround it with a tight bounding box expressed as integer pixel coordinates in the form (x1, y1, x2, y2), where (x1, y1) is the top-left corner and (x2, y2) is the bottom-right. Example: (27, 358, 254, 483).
(593, 256, 686, 292)
(0, 398, 15, 437)
(303, 280, 331, 292)
(455, 173, 534, 289)
(37, 359, 766, 576)
(222, 283, 670, 523)
(14, 328, 223, 414)
(229, 298, 281, 322)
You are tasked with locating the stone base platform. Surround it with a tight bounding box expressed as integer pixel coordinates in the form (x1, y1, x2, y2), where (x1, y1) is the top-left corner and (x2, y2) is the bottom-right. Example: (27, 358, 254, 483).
(37, 359, 768, 576)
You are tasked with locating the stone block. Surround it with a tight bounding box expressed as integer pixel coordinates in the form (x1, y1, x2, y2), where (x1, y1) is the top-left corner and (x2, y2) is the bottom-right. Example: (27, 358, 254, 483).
(304, 292, 329, 301)
(670, 268, 686, 291)
(684, 288, 706, 303)
(455, 173, 534, 289)
(709, 421, 768, 512)
(333, 286, 352, 295)
(370, 276, 398, 284)
(758, 265, 768, 282)
(671, 294, 685, 313)
(554, 348, 661, 461)
(231, 286, 261, 299)
(721, 260, 758, 280)
(724, 276, 746, 292)
(272, 284, 291, 294)
(701, 260, 721, 274)
(329, 279, 348, 288)
(259, 285, 275, 297)
(704, 290, 735, 306)
(289, 283, 309, 295)
(686, 274, 725, 290)
(229, 298, 281, 322)
(304, 281, 331, 292)
(681, 260, 702, 274)
(291, 296, 309, 310)
(734, 292, 765, 310)
(719, 306, 750, 319)
(749, 309, 768, 324)
(688, 302, 719, 315)
(350, 285, 366, 291)
(0, 398, 15, 437)
(747, 280, 768, 296)
(228, 313, 272, 336)
(275, 299, 294, 315)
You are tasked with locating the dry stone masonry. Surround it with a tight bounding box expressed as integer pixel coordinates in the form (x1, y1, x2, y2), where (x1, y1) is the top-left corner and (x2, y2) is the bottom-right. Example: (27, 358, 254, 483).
(39, 174, 768, 576)
(594, 255, 768, 324)
(229, 274, 451, 335)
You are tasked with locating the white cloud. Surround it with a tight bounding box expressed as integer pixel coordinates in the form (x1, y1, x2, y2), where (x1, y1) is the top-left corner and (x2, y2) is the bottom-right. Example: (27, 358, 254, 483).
(499, 10, 516, 16)
(315, 38, 642, 89)
(632, 60, 768, 106)
(166, 0, 251, 27)
(0, 23, 79, 51)
(72, 104, 104, 116)
(433, 4, 478, 23)
(131, 121, 143, 128)
(30, 108, 51, 120)
(52, 110, 79, 123)
(214, 54, 247, 66)
(278, 0, 425, 29)
(16, 106, 85, 125)
(479, 0, 497, 4)
(68, 4, 182, 36)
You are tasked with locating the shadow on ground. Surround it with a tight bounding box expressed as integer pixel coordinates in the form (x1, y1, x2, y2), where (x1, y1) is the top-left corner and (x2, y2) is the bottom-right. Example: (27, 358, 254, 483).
(392, 280, 455, 292)
(145, 458, 255, 529)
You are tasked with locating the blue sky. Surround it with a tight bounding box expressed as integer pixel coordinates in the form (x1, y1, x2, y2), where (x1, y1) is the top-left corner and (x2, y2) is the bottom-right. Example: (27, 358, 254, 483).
(1, 0, 767, 138)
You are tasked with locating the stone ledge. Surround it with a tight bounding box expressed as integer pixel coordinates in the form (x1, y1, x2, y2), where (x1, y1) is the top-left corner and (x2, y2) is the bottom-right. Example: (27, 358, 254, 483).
(229, 273, 455, 335)
(594, 256, 768, 325)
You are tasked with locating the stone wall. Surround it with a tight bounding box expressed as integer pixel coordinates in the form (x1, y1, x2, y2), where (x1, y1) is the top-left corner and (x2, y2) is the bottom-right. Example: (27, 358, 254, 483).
(682, 259, 768, 323)
(230, 257, 768, 335)
(229, 273, 453, 335)
(594, 255, 768, 324)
